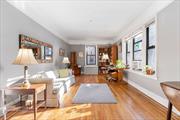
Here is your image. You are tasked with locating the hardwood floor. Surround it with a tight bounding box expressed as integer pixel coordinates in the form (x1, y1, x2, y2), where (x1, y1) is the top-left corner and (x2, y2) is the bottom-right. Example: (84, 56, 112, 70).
(1, 75, 180, 120)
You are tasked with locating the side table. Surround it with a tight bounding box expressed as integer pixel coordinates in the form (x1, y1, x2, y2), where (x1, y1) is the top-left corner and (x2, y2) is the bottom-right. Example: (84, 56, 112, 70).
(5, 84, 47, 120)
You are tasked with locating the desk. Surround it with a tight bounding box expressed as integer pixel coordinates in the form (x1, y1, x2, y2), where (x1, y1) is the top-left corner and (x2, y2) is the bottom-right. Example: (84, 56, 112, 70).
(160, 81, 180, 120)
(5, 84, 47, 120)
(107, 68, 125, 82)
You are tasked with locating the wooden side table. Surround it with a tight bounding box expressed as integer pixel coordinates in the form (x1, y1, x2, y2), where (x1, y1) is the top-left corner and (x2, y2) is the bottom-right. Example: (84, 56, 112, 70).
(160, 81, 180, 120)
(5, 84, 47, 120)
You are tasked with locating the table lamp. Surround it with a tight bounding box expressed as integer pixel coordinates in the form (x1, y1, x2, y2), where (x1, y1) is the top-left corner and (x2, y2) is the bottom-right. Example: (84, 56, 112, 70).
(102, 53, 109, 60)
(62, 57, 70, 68)
(13, 48, 38, 87)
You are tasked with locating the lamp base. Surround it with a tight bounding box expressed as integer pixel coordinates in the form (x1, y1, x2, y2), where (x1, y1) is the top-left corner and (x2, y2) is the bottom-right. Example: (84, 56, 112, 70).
(21, 80, 30, 88)
(22, 66, 31, 88)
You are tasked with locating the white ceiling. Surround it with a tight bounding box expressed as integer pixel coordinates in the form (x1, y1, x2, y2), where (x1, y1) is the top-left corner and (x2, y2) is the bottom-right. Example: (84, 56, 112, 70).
(6, 0, 171, 44)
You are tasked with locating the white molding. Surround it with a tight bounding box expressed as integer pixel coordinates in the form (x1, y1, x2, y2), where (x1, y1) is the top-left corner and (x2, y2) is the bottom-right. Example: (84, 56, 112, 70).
(127, 80, 180, 116)
(68, 39, 114, 45)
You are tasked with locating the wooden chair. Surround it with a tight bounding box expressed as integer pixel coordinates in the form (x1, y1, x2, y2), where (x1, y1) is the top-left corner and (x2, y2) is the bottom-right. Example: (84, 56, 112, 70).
(160, 81, 180, 120)
(106, 65, 118, 82)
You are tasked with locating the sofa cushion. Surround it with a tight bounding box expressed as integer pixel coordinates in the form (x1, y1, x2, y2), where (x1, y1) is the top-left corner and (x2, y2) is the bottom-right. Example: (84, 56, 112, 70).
(58, 69, 69, 78)
(45, 71, 57, 79)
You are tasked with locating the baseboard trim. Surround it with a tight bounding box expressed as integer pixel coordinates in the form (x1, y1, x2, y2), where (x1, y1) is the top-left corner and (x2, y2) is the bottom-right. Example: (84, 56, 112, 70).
(127, 80, 180, 116)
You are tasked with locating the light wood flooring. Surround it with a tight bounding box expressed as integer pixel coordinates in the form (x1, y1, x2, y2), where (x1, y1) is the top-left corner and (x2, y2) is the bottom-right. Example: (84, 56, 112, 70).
(1, 75, 180, 120)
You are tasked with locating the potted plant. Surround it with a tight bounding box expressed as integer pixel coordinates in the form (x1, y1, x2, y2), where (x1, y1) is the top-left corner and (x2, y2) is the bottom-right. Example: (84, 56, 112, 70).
(144, 65, 154, 75)
(115, 60, 126, 69)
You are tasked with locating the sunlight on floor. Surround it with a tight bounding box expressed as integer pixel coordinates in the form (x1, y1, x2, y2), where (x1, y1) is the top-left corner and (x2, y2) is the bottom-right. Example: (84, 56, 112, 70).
(56, 104, 92, 120)
(8, 104, 92, 120)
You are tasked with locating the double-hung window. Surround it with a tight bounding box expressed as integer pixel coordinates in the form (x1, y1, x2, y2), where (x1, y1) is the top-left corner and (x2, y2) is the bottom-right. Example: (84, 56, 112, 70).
(126, 40, 131, 67)
(146, 22, 156, 71)
(85, 45, 96, 65)
(133, 33, 143, 61)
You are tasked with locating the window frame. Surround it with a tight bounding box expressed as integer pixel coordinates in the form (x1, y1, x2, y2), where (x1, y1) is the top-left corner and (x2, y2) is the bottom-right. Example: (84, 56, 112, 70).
(85, 45, 97, 66)
(146, 22, 156, 67)
(126, 41, 131, 66)
(133, 33, 143, 61)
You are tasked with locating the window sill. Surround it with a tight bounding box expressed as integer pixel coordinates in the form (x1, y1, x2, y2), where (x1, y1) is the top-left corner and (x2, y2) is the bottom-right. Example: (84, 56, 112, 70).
(84, 65, 98, 67)
(125, 69, 157, 80)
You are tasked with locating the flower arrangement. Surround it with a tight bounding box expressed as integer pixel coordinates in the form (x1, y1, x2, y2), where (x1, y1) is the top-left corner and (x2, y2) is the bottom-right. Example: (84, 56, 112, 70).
(144, 65, 155, 75)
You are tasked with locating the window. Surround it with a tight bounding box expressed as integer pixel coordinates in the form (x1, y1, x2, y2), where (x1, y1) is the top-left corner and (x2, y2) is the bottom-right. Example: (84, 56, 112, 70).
(146, 22, 156, 70)
(133, 33, 143, 61)
(86, 45, 96, 65)
(126, 40, 131, 66)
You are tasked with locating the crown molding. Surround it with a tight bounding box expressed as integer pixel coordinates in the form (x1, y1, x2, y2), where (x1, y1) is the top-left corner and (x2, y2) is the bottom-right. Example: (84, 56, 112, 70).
(67, 39, 115, 45)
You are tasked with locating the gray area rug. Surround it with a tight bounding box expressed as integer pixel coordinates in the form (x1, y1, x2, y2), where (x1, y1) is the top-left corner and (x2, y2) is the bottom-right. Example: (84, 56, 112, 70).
(73, 83, 117, 104)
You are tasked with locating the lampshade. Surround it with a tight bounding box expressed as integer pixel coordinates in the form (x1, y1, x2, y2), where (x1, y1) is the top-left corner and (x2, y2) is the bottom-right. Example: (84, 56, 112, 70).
(13, 48, 38, 65)
(62, 57, 70, 64)
(102, 53, 109, 60)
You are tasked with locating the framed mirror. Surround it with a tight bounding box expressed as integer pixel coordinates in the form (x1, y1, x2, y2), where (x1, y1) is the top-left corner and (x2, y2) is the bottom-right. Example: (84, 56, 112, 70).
(19, 34, 53, 63)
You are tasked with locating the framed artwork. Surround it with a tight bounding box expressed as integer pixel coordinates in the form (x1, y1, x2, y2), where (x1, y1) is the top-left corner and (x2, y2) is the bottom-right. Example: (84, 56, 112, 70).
(59, 48, 65, 56)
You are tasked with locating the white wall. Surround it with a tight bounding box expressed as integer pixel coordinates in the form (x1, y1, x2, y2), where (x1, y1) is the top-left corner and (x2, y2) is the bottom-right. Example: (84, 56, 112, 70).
(120, 1, 180, 115)
(123, 0, 180, 102)
(70, 45, 85, 67)
(0, 0, 3, 89)
(0, 0, 70, 88)
(115, 0, 174, 42)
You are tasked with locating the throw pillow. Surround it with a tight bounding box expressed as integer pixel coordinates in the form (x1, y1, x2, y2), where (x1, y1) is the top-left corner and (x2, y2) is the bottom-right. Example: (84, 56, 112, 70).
(59, 69, 69, 78)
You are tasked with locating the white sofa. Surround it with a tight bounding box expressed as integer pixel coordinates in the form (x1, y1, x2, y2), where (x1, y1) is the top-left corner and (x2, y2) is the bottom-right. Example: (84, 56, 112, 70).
(29, 69, 75, 107)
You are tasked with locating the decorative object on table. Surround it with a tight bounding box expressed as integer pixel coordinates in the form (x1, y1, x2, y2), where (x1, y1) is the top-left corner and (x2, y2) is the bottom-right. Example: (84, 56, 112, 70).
(62, 57, 70, 68)
(59, 48, 65, 56)
(25, 99, 33, 109)
(160, 81, 180, 120)
(13, 48, 38, 87)
(78, 52, 84, 58)
(19, 34, 53, 63)
(115, 59, 126, 69)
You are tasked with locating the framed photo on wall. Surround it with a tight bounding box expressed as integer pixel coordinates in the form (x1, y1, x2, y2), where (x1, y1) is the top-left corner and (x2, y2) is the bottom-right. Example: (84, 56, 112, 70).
(59, 48, 65, 56)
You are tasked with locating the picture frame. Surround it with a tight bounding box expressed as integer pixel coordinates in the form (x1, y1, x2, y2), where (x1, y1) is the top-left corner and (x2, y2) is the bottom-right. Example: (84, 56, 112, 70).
(19, 34, 53, 63)
(59, 48, 65, 56)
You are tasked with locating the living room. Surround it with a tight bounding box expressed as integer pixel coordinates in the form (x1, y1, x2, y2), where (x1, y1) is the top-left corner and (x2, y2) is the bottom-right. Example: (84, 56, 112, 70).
(0, 0, 180, 120)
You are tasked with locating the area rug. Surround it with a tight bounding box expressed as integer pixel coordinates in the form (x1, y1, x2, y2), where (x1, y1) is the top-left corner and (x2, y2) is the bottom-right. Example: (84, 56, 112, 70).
(72, 83, 117, 104)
